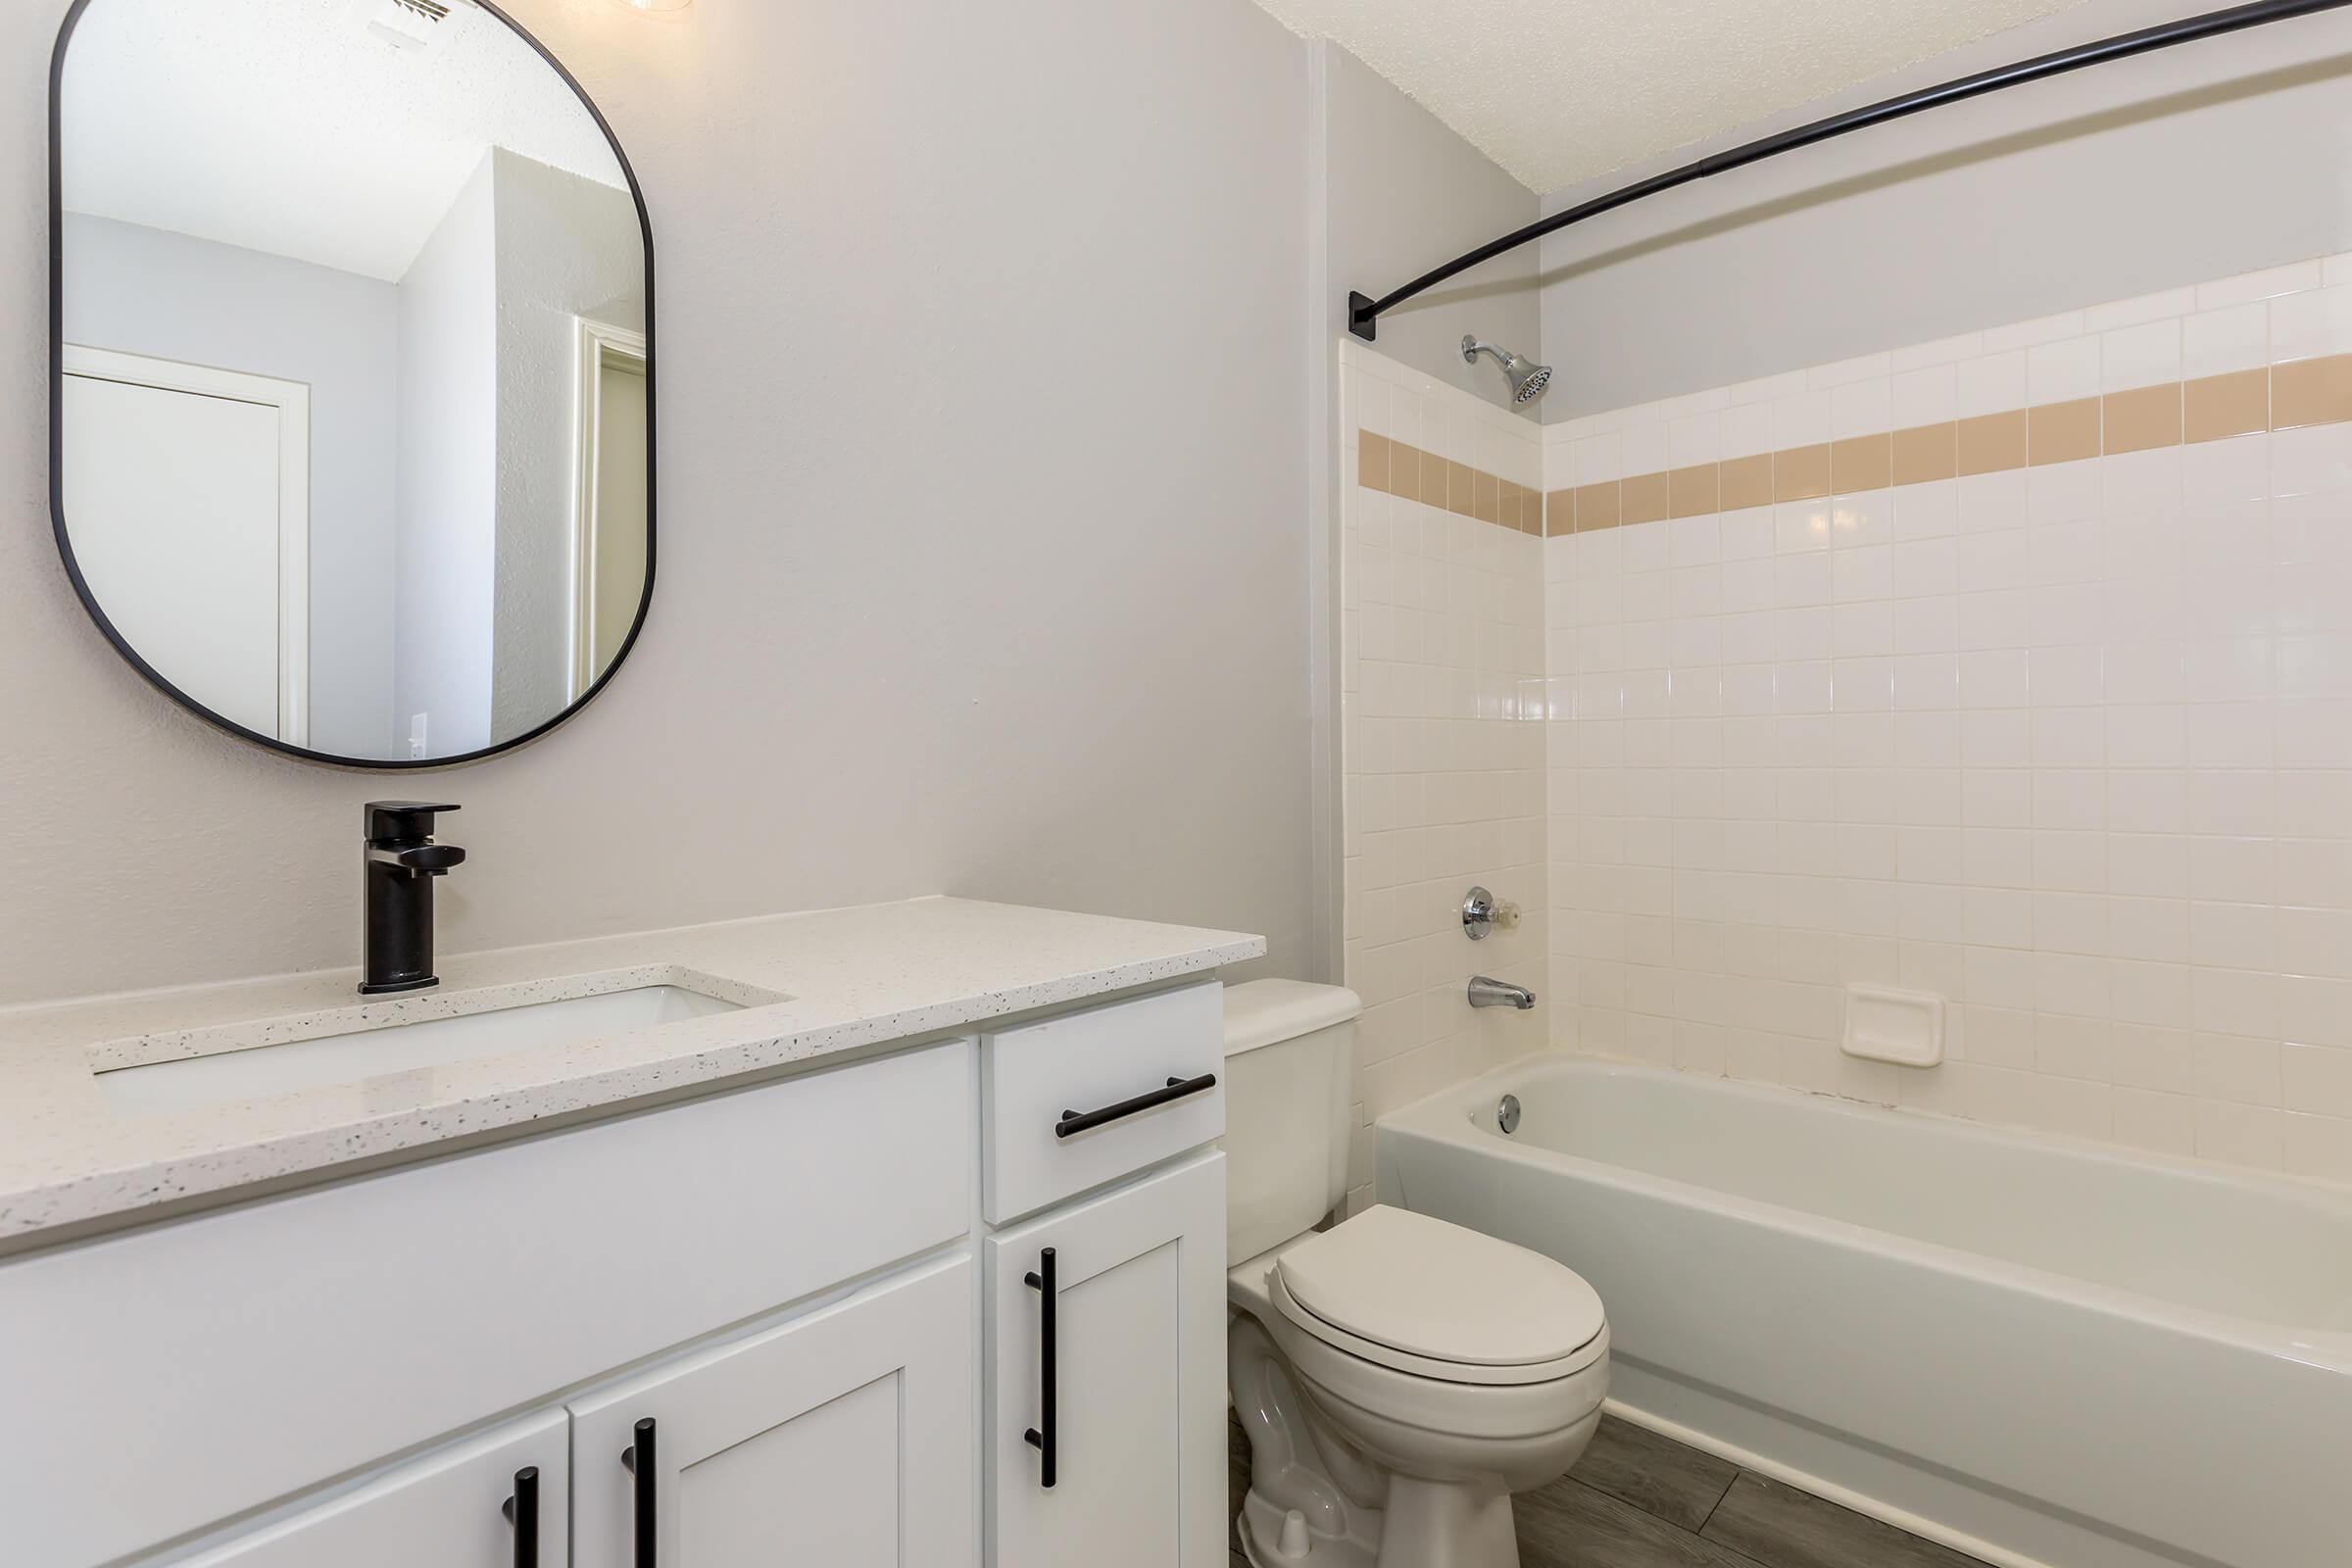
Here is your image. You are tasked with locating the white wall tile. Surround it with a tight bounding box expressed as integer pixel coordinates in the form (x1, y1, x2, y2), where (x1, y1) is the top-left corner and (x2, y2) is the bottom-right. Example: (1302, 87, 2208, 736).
(2028, 336, 2102, 405)
(2198, 261, 2322, 310)
(1344, 350, 1551, 1159)
(2084, 286, 2197, 334)
(2182, 303, 2270, 379)
(1984, 311, 2084, 354)
(1830, 378, 1893, 441)
(1539, 254, 2352, 1183)
(2271, 285, 2352, 364)
(2101, 319, 2181, 393)
(1955, 351, 2028, 418)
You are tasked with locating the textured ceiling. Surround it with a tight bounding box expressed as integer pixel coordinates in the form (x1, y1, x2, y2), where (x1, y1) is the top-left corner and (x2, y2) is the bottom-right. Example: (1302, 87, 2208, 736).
(61, 0, 627, 282)
(1253, 0, 2099, 192)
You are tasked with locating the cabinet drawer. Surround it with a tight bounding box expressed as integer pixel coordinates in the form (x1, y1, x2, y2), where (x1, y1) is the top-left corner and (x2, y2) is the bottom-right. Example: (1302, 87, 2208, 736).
(0, 1042, 973, 1568)
(982, 982, 1222, 1223)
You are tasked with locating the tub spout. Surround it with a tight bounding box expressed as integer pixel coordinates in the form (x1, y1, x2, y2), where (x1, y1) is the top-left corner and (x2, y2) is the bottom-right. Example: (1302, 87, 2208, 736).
(1469, 975, 1536, 1010)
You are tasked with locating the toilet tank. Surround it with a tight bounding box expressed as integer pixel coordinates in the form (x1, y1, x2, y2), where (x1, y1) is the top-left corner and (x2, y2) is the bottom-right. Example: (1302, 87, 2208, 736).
(1221, 980, 1363, 1266)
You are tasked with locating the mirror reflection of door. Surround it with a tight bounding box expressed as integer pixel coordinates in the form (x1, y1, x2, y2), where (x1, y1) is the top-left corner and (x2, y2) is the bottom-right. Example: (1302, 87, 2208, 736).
(571, 318, 649, 699)
(60, 346, 310, 746)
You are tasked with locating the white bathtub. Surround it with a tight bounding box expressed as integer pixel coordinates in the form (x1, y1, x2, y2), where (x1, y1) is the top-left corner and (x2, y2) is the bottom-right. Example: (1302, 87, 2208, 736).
(1375, 1055, 2352, 1568)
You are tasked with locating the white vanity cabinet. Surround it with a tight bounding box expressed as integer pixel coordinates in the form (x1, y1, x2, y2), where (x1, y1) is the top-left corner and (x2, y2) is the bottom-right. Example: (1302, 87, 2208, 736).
(570, 1253, 976, 1568)
(1, 1042, 976, 1568)
(2, 979, 1229, 1568)
(986, 1152, 1228, 1568)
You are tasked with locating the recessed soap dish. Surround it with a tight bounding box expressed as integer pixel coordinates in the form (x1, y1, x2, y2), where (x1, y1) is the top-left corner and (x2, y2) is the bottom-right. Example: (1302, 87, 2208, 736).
(1841, 983, 1944, 1068)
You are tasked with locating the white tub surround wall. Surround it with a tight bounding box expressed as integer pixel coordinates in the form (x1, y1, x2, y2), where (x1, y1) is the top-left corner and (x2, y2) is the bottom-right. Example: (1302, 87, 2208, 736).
(0, 897, 1260, 1243)
(1543, 257, 2352, 1185)
(1339, 342, 1548, 1213)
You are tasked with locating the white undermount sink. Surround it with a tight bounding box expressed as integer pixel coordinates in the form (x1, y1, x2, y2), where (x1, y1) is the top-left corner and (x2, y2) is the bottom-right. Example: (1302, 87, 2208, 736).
(95, 984, 747, 1116)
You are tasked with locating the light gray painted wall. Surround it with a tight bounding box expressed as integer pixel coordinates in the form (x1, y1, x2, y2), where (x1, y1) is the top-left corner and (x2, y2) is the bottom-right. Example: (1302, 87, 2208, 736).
(488, 148, 644, 741)
(59, 214, 400, 757)
(394, 156, 500, 758)
(0, 0, 1313, 1004)
(1537, 0, 2352, 416)
(1320, 41, 1540, 409)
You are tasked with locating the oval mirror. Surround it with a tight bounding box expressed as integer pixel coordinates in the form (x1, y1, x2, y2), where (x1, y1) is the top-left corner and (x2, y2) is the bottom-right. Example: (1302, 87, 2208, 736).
(50, 0, 653, 766)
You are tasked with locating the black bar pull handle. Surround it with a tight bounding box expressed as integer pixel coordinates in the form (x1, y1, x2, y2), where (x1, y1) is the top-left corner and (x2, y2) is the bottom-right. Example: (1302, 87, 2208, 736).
(621, 1417, 657, 1567)
(501, 1466, 539, 1568)
(1055, 1072, 1216, 1139)
(1022, 1247, 1057, 1489)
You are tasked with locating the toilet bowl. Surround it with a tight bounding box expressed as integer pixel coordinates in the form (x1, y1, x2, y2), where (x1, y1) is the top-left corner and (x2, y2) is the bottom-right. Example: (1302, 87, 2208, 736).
(1220, 982, 1610, 1568)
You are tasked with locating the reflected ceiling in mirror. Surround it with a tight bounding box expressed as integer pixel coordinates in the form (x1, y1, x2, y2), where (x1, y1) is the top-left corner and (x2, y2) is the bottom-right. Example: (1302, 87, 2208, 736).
(51, 0, 654, 766)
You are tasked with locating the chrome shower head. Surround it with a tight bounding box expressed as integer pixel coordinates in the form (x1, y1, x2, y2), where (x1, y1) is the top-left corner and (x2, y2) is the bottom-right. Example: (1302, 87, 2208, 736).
(1461, 336, 1552, 405)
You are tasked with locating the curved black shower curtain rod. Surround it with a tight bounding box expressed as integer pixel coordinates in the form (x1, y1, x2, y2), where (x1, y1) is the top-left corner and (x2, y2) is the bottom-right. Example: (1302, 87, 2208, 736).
(1348, 0, 2352, 341)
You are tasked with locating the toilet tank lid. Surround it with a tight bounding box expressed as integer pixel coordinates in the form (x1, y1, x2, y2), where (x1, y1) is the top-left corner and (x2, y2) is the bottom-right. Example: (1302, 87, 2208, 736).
(1223, 980, 1363, 1057)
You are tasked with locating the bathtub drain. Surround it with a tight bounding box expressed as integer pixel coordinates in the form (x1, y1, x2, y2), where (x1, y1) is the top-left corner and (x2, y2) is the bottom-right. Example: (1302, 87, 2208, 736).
(1496, 1094, 1521, 1135)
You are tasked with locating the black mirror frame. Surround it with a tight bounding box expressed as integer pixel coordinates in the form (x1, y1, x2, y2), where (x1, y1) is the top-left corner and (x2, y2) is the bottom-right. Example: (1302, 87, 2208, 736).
(46, 0, 657, 770)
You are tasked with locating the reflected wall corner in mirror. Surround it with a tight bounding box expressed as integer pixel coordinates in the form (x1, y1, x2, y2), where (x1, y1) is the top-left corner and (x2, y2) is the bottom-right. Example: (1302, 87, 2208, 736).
(47, 0, 655, 769)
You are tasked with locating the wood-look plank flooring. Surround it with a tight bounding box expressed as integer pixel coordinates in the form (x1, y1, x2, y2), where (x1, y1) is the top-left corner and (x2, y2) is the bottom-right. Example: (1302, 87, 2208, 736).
(1230, 1412, 1989, 1568)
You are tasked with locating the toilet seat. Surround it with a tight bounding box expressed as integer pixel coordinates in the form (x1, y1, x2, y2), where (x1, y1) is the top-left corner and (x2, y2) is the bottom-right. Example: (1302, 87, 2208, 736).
(1271, 1206, 1606, 1388)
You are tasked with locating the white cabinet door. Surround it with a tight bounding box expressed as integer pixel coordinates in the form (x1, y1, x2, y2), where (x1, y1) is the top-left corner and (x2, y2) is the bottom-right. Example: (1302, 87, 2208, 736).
(570, 1253, 975, 1568)
(168, 1412, 566, 1568)
(986, 1152, 1226, 1568)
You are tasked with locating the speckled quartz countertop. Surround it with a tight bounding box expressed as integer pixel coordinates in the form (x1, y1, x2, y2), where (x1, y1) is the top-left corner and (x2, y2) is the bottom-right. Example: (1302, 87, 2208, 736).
(0, 897, 1262, 1246)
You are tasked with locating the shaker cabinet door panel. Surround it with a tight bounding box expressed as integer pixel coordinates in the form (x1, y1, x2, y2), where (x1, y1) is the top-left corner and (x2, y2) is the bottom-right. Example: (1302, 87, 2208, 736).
(986, 1152, 1226, 1568)
(570, 1253, 975, 1568)
(168, 1411, 567, 1568)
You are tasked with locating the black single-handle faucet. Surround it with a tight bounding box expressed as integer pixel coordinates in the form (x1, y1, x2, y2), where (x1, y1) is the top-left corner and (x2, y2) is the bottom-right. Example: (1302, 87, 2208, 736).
(360, 802, 466, 995)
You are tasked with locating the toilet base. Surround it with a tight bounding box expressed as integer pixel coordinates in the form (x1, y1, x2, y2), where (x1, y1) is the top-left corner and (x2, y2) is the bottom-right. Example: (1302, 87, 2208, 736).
(1237, 1487, 1380, 1568)
(1232, 1310, 1592, 1568)
(1372, 1474, 1519, 1568)
(1239, 1478, 1524, 1568)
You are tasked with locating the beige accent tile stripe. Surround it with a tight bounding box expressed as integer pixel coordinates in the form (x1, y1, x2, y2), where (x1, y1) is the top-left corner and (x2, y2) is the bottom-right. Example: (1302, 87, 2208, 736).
(1358, 353, 2352, 537)
(1831, 434, 1891, 493)
(2103, 384, 2180, 455)
(2185, 368, 2268, 444)
(2274, 356, 2352, 429)
(1669, 464, 1718, 519)
(1573, 481, 1619, 532)
(1891, 423, 1956, 484)
(2028, 398, 2101, 466)
(1957, 410, 2025, 475)
(1719, 454, 1773, 511)
(1353, 433, 1546, 534)
(1622, 471, 1671, 526)
(1774, 443, 1831, 502)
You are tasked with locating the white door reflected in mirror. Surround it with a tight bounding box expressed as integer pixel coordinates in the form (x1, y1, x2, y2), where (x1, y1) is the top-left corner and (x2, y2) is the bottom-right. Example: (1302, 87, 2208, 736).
(53, 0, 652, 765)
(62, 349, 311, 746)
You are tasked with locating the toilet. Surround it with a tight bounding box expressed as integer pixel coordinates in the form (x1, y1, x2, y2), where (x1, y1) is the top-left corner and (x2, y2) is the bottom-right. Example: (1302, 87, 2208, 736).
(1221, 979, 1609, 1568)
